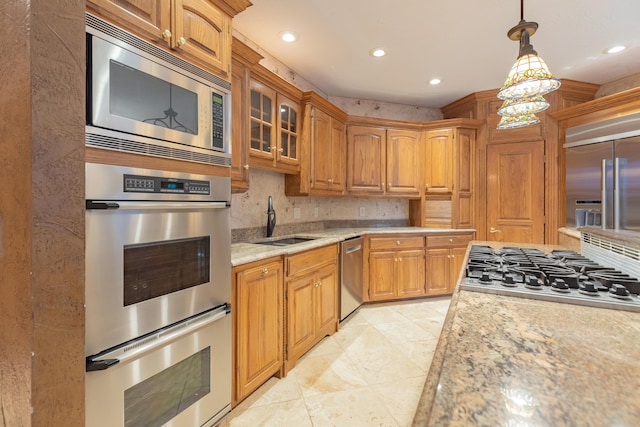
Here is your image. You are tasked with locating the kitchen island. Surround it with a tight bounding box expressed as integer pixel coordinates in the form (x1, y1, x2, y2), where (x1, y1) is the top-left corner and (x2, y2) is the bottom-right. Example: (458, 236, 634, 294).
(412, 243, 640, 426)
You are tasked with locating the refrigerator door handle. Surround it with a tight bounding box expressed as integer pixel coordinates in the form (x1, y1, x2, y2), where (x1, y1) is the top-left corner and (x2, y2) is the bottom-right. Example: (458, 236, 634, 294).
(614, 157, 623, 230)
(601, 159, 608, 230)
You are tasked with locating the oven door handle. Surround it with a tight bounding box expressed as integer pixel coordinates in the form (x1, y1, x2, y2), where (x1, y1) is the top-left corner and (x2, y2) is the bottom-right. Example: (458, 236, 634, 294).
(86, 201, 229, 210)
(86, 304, 230, 372)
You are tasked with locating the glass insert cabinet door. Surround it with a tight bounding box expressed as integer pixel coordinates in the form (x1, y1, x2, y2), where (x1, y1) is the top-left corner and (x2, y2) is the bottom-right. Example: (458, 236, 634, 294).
(250, 80, 277, 158)
(278, 96, 299, 163)
(249, 79, 300, 165)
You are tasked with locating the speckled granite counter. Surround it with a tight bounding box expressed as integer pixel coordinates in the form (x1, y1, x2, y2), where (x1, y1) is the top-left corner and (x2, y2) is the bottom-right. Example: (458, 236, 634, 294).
(231, 227, 475, 266)
(412, 242, 640, 427)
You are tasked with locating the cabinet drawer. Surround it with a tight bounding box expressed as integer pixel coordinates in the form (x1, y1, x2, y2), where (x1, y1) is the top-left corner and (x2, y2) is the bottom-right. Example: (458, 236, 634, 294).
(369, 235, 424, 250)
(286, 244, 337, 277)
(426, 233, 474, 248)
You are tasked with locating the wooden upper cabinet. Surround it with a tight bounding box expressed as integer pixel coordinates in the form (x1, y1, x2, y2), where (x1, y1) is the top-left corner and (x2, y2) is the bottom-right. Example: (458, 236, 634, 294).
(173, 0, 230, 77)
(285, 92, 347, 196)
(87, 0, 170, 43)
(347, 125, 387, 194)
(87, 0, 250, 80)
(248, 66, 302, 174)
(424, 129, 454, 193)
(347, 121, 421, 197)
(386, 129, 422, 195)
(230, 37, 263, 193)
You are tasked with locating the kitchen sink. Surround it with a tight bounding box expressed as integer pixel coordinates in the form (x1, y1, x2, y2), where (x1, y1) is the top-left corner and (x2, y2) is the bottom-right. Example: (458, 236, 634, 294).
(253, 237, 317, 246)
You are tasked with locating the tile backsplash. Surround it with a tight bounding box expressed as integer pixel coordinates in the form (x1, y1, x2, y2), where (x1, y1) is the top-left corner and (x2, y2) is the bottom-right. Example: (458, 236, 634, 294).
(231, 169, 409, 242)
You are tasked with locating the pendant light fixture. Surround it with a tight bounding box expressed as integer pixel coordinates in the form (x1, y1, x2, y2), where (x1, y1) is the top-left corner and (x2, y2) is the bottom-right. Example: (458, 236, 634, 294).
(497, 0, 560, 102)
(496, 94, 549, 129)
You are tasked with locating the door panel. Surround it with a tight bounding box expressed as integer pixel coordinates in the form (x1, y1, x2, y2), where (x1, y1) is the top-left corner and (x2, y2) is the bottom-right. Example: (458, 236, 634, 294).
(486, 141, 545, 244)
(396, 250, 425, 298)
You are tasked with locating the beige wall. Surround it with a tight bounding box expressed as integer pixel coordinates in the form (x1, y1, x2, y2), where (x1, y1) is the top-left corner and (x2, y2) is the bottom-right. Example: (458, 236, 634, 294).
(231, 170, 408, 230)
(0, 1, 85, 426)
(595, 71, 640, 98)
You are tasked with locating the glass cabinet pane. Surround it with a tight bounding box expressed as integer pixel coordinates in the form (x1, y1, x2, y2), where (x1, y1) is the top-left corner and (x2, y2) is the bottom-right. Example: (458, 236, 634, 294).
(250, 89, 274, 154)
(279, 104, 298, 160)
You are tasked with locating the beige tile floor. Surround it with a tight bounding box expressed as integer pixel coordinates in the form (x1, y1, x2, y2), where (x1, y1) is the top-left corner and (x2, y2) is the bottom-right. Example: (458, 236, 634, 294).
(219, 296, 451, 427)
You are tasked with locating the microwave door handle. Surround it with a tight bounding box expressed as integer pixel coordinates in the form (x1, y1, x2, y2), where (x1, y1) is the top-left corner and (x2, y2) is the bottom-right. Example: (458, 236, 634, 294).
(85, 306, 229, 372)
(87, 201, 229, 211)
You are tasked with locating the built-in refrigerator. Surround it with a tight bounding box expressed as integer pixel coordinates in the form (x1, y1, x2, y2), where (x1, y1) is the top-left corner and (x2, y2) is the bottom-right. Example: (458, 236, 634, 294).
(565, 113, 640, 232)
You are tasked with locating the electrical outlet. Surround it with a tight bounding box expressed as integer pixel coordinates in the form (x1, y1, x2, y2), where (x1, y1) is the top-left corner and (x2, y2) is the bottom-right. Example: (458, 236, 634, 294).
(313, 207, 319, 217)
(293, 207, 301, 219)
(359, 206, 366, 217)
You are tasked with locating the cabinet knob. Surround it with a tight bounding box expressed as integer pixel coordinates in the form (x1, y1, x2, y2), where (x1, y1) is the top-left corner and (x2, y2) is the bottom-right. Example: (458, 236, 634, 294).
(243, 164, 250, 170)
(396, 240, 401, 245)
(398, 257, 403, 262)
(449, 238, 453, 243)
(328, 178, 333, 183)
(262, 268, 268, 274)
(162, 29, 172, 39)
(177, 37, 186, 46)
(270, 146, 277, 151)
(278, 148, 284, 153)
(489, 227, 501, 234)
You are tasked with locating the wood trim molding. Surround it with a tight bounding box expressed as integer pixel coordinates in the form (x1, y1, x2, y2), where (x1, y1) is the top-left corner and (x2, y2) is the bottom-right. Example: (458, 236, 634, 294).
(209, 0, 253, 17)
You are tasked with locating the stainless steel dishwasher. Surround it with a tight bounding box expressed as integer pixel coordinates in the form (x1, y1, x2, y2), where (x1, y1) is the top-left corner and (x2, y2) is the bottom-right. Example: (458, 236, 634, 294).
(340, 236, 364, 321)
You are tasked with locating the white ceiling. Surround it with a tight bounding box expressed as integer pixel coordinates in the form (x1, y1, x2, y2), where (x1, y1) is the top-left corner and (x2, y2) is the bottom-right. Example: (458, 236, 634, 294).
(233, 0, 640, 108)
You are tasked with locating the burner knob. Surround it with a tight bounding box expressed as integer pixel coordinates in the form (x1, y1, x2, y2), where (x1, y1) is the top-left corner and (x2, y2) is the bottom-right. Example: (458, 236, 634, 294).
(480, 272, 492, 283)
(581, 282, 597, 293)
(553, 278, 568, 289)
(527, 275, 540, 287)
(504, 274, 516, 285)
(610, 283, 630, 297)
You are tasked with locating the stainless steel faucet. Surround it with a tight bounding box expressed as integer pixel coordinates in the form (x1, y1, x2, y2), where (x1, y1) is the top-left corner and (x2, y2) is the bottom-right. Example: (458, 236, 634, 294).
(266, 196, 276, 237)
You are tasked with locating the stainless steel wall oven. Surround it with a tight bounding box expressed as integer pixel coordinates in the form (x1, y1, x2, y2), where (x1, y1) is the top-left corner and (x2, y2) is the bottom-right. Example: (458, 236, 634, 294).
(85, 163, 232, 426)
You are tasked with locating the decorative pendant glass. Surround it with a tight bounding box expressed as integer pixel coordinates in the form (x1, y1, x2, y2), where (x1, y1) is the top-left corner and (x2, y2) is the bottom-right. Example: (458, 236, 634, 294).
(497, 113, 541, 129)
(497, 52, 560, 100)
(497, 94, 550, 118)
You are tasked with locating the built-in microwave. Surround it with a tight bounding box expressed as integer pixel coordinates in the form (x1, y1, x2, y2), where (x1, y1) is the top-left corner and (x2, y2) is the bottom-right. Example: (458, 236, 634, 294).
(86, 13, 231, 166)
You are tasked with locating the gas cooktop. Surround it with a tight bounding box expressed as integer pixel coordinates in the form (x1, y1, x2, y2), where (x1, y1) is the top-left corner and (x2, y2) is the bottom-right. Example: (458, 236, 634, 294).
(460, 245, 640, 312)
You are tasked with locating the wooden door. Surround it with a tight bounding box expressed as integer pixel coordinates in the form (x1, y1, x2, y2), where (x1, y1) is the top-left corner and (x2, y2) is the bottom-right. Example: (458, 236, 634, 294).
(315, 264, 338, 336)
(450, 247, 467, 292)
(234, 261, 283, 402)
(396, 249, 426, 298)
(310, 108, 332, 191)
(368, 251, 396, 300)
(346, 125, 386, 194)
(486, 141, 545, 243)
(286, 275, 316, 361)
(425, 248, 450, 295)
(230, 60, 249, 192)
(174, 0, 230, 78)
(87, 0, 170, 44)
(386, 129, 421, 195)
(424, 129, 454, 193)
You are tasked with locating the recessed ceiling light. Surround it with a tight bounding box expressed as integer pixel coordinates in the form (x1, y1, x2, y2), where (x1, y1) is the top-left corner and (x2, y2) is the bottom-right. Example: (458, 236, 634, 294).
(280, 31, 298, 43)
(370, 48, 386, 57)
(429, 78, 441, 85)
(605, 45, 626, 54)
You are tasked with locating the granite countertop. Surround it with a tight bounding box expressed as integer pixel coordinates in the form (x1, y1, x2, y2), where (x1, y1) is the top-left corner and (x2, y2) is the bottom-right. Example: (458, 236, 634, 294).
(231, 227, 475, 266)
(412, 241, 640, 426)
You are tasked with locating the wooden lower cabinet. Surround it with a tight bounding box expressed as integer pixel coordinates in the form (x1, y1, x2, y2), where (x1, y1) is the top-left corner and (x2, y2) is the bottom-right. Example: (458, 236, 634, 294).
(284, 245, 339, 373)
(425, 233, 474, 295)
(232, 258, 283, 405)
(367, 235, 426, 301)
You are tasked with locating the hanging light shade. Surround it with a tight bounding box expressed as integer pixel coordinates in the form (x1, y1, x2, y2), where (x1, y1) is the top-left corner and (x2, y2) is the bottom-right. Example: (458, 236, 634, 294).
(497, 113, 541, 129)
(497, 1, 560, 101)
(497, 94, 550, 118)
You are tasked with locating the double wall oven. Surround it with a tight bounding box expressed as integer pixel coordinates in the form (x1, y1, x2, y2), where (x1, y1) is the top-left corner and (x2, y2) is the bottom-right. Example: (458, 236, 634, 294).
(85, 163, 232, 427)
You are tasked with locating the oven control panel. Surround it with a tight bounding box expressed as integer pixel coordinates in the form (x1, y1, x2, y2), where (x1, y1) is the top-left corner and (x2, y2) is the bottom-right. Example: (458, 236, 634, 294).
(123, 174, 210, 194)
